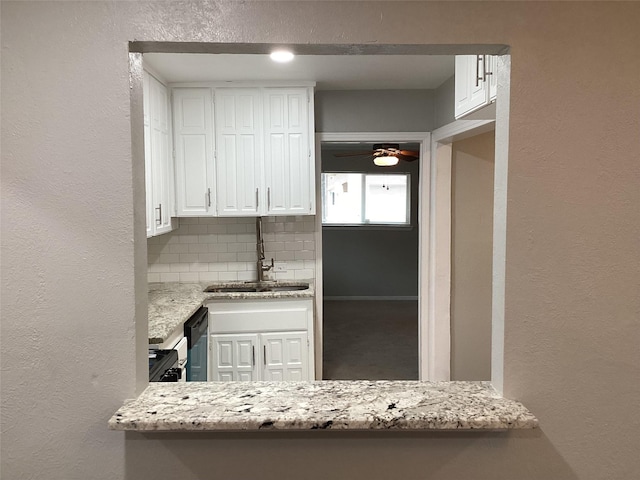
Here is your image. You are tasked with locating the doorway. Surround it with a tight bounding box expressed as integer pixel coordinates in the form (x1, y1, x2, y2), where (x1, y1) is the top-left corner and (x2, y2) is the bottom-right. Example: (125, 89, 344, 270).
(320, 141, 421, 380)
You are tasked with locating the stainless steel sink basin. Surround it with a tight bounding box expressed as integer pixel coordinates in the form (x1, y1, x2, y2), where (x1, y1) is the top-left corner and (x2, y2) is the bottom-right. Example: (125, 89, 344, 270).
(204, 282, 309, 293)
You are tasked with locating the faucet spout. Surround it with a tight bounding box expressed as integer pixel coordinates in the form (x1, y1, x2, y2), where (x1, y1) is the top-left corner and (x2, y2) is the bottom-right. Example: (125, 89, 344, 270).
(256, 217, 274, 281)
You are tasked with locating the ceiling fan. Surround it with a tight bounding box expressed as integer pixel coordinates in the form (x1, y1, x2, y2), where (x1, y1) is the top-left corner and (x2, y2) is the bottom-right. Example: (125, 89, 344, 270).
(333, 143, 420, 166)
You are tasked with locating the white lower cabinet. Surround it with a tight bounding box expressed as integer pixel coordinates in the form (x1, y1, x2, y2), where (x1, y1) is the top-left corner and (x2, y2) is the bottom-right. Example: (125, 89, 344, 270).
(207, 299, 314, 381)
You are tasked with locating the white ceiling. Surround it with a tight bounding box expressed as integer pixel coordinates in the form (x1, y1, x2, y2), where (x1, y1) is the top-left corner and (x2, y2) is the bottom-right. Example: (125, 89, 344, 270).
(143, 53, 454, 90)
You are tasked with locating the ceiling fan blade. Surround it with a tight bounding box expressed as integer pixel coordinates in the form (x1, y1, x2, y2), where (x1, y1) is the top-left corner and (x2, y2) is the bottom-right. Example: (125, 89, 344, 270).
(396, 153, 419, 162)
(398, 150, 420, 157)
(333, 151, 376, 157)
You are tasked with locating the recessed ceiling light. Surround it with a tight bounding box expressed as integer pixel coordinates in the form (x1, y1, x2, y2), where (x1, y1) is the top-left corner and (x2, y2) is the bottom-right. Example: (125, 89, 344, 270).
(270, 50, 294, 63)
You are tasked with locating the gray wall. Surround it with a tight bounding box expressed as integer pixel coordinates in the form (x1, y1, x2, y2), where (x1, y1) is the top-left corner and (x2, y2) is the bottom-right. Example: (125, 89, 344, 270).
(451, 131, 495, 380)
(315, 90, 434, 132)
(322, 151, 419, 298)
(433, 75, 456, 129)
(2, 2, 640, 480)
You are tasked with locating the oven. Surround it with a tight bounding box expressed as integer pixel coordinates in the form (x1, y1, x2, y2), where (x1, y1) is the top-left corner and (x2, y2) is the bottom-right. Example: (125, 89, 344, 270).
(148, 349, 181, 382)
(184, 306, 208, 381)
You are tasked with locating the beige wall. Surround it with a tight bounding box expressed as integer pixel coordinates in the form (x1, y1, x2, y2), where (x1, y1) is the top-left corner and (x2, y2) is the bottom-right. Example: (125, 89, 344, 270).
(2, 2, 639, 480)
(451, 131, 495, 380)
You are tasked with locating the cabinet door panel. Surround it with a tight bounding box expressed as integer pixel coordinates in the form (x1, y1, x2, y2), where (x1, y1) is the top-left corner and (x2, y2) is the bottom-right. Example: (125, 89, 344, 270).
(215, 89, 262, 216)
(211, 333, 258, 382)
(264, 88, 312, 215)
(143, 72, 154, 238)
(173, 88, 214, 216)
(261, 332, 308, 381)
(454, 55, 489, 118)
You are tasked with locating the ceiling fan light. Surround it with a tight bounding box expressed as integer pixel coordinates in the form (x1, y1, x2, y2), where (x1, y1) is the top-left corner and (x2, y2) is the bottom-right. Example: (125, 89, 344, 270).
(270, 50, 295, 63)
(373, 155, 399, 167)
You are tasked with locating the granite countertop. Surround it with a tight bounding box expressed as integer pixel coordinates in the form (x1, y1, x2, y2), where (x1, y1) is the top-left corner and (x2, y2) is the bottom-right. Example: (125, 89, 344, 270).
(148, 281, 314, 344)
(109, 381, 537, 431)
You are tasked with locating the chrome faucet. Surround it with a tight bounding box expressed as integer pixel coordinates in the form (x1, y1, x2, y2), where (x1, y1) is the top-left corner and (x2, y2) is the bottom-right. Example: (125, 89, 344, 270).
(256, 217, 274, 282)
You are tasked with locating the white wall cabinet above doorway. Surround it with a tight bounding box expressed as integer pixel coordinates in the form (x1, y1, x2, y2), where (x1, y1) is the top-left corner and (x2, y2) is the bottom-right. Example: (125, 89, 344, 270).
(454, 55, 497, 119)
(173, 85, 316, 217)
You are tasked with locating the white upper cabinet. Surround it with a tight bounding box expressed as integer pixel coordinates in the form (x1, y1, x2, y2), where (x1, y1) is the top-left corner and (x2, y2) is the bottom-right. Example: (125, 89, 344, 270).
(214, 88, 263, 216)
(143, 71, 175, 237)
(172, 84, 315, 217)
(454, 55, 497, 119)
(173, 88, 215, 216)
(263, 88, 313, 215)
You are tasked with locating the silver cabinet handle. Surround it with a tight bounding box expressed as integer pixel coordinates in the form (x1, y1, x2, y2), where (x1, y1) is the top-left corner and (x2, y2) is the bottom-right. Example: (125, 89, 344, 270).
(207, 188, 212, 207)
(155, 204, 162, 225)
(267, 187, 271, 211)
(483, 55, 493, 82)
(475, 55, 483, 87)
(263, 345, 266, 365)
(256, 188, 259, 208)
(252, 346, 255, 367)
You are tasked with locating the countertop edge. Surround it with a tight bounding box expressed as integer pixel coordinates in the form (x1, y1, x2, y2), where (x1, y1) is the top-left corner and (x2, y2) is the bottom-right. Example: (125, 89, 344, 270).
(108, 381, 538, 432)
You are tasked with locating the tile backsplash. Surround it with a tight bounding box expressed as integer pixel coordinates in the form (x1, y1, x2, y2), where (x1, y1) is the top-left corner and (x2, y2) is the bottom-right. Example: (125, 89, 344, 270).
(147, 216, 316, 283)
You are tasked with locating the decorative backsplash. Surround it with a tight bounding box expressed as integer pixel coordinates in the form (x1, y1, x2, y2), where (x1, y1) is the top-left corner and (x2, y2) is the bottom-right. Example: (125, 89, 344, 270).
(147, 216, 316, 283)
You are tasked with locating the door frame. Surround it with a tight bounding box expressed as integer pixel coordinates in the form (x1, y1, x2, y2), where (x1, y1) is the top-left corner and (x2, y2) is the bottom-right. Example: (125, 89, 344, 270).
(314, 131, 437, 380)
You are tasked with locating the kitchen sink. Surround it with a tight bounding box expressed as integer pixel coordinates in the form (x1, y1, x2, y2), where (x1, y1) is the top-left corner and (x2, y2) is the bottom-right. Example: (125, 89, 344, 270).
(204, 282, 309, 293)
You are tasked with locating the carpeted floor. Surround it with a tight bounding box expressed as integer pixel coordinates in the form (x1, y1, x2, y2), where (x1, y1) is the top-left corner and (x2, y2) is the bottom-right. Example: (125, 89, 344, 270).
(322, 300, 419, 380)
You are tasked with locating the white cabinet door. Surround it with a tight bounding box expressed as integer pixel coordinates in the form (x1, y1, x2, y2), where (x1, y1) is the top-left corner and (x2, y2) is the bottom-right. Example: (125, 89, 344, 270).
(143, 72, 154, 238)
(261, 331, 309, 381)
(263, 88, 313, 215)
(455, 55, 489, 119)
(214, 88, 263, 216)
(149, 75, 174, 234)
(144, 71, 175, 237)
(210, 333, 258, 381)
(173, 88, 215, 216)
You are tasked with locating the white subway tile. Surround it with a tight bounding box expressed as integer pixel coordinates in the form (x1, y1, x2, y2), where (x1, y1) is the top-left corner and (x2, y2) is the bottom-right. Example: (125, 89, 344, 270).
(217, 234, 237, 244)
(218, 272, 238, 281)
(188, 243, 210, 254)
(218, 217, 238, 225)
(295, 250, 315, 260)
(235, 233, 254, 243)
(285, 241, 303, 251)
(237, 271, 256, 281)
(160, 273, 180, 282)
(294, 269, 314, 280)
(303, 259, 317, 269)
(179, 217, 199, 225)
(170, 263, 190, 273)
(188, 225, 209, 235)
(159, 253, 180, 264)
(265, 241, 284, 252)
(179, 253, 199, 263)
(198, 253, 218, 263)
(189, 263, 210, 272)
(147, 273, 161, 283)
(168, 243, 190, 254)
(148, 263, 169, 273)
(227, 224, 247, 234)
(209, 263, 229, 272)
(237, 252, 257, 262)
(198, 272, 219, 282)
(198, 234, 217, 244)
(198, 217, 218, 225)
(303, 241, 315, 251)
(295, 233, 314, 242)
(228, 243, 246, 253)
(275, 251, 295, 261)
(179, 272, 200, 282)
(179, 234, 199, 244)
(207, 225, 227, 234)
(209, 243, 228, 253)
(227, 262, 249, 271)
(218, 252, 237, 262)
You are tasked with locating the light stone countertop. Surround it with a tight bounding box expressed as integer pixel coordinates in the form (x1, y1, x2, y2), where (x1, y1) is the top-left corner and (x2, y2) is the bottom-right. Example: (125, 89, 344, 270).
(108, 381, 538, 431)
(148, 281, 314, 344)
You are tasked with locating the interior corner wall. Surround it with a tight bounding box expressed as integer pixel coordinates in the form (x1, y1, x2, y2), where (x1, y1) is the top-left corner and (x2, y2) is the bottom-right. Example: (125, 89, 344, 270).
(450, 131, 495, 381)
(433, 75, 456, 129)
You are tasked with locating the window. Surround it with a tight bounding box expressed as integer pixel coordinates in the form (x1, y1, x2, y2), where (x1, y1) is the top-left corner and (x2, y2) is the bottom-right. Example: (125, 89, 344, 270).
(321, 172, 410, 225)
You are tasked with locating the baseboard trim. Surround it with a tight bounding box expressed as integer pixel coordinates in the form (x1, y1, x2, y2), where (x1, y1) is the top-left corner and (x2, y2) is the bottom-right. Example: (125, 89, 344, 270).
(324, 296, 419, 301)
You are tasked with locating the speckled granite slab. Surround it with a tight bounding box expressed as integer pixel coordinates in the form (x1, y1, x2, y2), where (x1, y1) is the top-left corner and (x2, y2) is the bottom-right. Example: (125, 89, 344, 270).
(148, 281, 314, 344)
(109, 381, 537, 431)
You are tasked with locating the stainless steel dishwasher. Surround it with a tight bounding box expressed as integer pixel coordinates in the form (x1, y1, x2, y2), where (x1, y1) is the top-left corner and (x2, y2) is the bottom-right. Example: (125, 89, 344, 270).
(184, 306, 208, 381)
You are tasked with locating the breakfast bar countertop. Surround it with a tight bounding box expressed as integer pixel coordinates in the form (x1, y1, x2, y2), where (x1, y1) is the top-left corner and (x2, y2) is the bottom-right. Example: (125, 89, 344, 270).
(108, 380, 538, 432)
(148, 281, 315, 344)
